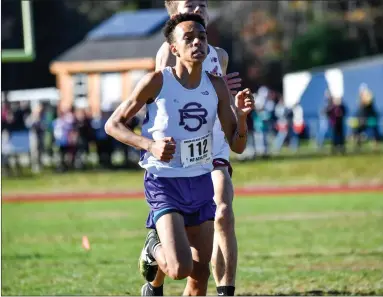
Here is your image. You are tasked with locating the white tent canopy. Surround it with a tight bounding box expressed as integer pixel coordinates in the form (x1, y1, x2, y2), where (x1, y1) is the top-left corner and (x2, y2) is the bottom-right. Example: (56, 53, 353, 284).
(2, 87, 60, 103)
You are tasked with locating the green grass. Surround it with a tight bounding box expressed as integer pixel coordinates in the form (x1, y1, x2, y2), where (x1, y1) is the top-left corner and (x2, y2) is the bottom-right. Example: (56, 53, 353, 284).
(2, 193, 383, 295)
(3, 153, 383, 195)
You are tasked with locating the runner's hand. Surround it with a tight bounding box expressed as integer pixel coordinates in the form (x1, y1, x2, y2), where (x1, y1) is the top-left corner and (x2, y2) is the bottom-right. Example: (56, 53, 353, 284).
(148, 137, 176, 163)
(223, 72, 242, 95)
(235, 88, 255, 117)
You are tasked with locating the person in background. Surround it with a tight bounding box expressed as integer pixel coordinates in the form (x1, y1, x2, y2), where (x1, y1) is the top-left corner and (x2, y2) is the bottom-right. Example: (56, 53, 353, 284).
(91, 110, 113, 168)
(9, 101, 31, 132)
(1, 99, 13, 175)
(327, 97, 347, 154)
(272, 96, 288, 153)
(5, 101, 31, 174)
(73, 108, 92, 169)
(26, 103, 45, 172)
(53, 108, 75, 171)
(42, 102, 57, 160)
(291, 103, 304, 152)
(273, 100, 303, 154)
(316, 89, 332, 150)
(9, 102, 24, 132)
(1, 99, 11, 133)
(252, 87, 273, 157)
(354, 84, 380, 149)
(253, 106, 270, 157)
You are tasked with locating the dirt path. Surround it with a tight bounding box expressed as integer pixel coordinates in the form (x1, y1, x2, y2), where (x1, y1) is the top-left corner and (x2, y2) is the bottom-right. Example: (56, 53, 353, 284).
(2, 184, 383, 203)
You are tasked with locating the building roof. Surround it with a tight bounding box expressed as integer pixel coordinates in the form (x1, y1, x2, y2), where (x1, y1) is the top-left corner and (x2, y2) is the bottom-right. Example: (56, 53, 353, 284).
(55, 33, 164, 62)
(86, 9, 169, 40)
(55, 8, 169, 62)
(54, 8, 221, 63)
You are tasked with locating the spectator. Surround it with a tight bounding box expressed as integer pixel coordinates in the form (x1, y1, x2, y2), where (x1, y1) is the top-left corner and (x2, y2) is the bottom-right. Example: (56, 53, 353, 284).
(73, 108, 92, 169)
(272, 97, 289, 153)
(91, 110, 113, 168)
(10, 101, 30, 132)
(327, 97, 347, 154)
(26, 103, 45, 172)
(41, 103, 57, 159)
(273, 101, 303, 153)
(354, 84, 380, 148)
(1, 100, 12, 175)
(316, 90, 332, 150)
(1, 100, 11, 133)
(291, 103, 304, 152)
(53, 108, 76, 171)
(251, 86, 275, 157)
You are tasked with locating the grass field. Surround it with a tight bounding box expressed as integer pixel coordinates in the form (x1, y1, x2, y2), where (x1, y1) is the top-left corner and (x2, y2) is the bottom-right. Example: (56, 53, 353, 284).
(3, 153, 383, 195)
(2, 193, 383, 296)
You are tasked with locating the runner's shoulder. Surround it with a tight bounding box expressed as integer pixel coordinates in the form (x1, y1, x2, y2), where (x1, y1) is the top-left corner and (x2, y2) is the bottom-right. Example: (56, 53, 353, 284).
(136, 71, 164, 98)
(213, 46, 229, 63)
(156, 42, 175, 69)
(206, 71, 226, 91)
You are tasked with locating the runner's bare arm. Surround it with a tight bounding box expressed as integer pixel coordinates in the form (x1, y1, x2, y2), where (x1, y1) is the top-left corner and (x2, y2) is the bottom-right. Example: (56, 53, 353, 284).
(155, 42, 176, 71)
(105, 72, 163, 151)
(209, 74, 248, 154)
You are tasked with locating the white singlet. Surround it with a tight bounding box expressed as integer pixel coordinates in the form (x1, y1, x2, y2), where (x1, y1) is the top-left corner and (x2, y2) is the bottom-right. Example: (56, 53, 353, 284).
(202, 45, 230, 161)
(139, 67, 218, 178)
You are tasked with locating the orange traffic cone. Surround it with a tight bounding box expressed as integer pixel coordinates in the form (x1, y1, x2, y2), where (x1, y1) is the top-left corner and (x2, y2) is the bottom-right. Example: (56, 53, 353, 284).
(82, 235, 91, 250)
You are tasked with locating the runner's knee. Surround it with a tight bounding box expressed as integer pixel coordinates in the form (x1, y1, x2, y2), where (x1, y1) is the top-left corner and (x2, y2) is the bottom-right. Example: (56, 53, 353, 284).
(212, 169, 234, 204)
(189, 261, 210, 283)
(167, 257, 193, 280)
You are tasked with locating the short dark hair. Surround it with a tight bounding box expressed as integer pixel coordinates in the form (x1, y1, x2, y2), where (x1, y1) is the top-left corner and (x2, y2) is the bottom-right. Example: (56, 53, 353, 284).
(163, 13, 206, 44)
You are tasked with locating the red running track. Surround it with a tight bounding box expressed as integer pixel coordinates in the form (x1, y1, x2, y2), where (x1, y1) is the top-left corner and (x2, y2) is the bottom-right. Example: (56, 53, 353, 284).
(2, 184, 383, 204)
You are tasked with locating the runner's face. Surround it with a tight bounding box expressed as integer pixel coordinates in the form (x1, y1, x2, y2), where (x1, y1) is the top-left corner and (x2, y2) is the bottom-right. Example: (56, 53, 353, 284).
(176, 0, 209, 25)
(171, 20, 208, 63)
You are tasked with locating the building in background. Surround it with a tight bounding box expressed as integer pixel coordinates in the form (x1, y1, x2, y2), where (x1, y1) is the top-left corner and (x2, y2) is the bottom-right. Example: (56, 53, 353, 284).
(50, 8, 220, 116)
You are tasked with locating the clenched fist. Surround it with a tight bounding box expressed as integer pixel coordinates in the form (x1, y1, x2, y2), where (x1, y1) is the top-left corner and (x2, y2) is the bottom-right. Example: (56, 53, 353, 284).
(148, 137, 176, 163)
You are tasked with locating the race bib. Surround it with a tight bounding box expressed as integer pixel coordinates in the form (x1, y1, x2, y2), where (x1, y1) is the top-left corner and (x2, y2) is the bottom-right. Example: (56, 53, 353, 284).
(180, 133, 212, 168)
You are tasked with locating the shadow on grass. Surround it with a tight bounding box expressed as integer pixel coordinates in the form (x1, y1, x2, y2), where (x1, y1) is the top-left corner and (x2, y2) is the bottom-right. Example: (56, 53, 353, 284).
(245, 250, 383, 260)
(238, 290, 379, 296)
(237, 149, 383, 164)
(2, 253, 56, 260)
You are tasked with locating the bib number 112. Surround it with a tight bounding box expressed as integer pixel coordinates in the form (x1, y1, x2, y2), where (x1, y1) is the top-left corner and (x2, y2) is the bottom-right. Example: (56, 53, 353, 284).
(188, 138, 208, 158)
(180, 133, 212, 167)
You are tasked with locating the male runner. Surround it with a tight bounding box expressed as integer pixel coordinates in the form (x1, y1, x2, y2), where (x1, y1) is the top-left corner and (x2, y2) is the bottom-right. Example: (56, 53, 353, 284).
(105, 13, 253, 297)
(141, 1, 242, 296)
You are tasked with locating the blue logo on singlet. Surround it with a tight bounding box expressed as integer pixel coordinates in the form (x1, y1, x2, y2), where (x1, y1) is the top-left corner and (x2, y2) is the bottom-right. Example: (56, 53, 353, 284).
(179, 102, 208, 132)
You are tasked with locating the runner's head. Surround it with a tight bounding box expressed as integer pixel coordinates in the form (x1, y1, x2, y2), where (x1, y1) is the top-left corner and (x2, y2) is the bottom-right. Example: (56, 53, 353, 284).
(165, 0, 209, 25)
(163, 13, 207, 64)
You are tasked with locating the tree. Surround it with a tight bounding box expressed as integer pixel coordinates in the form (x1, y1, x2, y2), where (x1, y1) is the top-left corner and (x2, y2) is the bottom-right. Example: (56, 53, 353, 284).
(288, 22, 363, 71)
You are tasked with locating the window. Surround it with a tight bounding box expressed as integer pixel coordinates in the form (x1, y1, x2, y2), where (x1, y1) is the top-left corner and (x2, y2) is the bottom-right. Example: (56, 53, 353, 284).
(72, 73, 88, 108)
(73, 73, 87, 99)
(100, 72, 122, 112)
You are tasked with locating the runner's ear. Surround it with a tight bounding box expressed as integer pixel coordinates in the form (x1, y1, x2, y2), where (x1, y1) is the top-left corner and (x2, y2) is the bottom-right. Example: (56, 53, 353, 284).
(170, 44, 180, 57)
